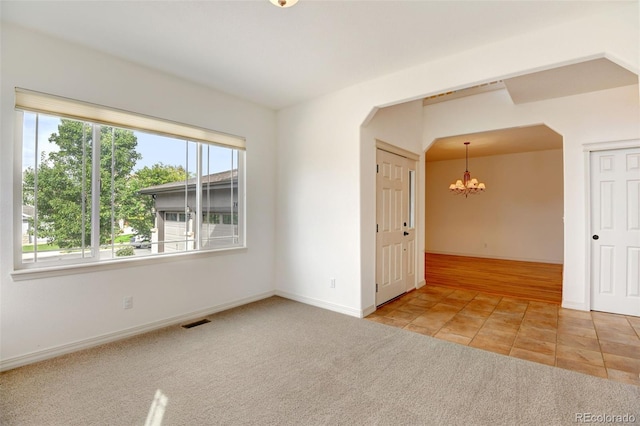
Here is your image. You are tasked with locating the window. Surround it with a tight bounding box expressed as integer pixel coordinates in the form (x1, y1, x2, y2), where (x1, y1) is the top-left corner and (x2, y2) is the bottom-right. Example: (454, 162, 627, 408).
(16, 89, 245, 269)
(203, 212, 221, 224)
(165, 213, 187, 222)
(408, 169, 415, 228)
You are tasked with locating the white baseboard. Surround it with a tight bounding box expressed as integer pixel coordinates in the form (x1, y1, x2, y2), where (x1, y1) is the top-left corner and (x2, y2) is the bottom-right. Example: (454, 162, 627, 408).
(361, 304, 376, 318)
(416, 280, 426, 289)
(275, 290, 362, 318)
(0, 290, 276, 372)
(561, 300, 589, 311)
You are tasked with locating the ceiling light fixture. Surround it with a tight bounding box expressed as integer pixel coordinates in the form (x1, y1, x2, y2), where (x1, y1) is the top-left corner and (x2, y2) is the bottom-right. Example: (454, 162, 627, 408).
(270, 0, 298, 7)
(449, 142, 486, 197)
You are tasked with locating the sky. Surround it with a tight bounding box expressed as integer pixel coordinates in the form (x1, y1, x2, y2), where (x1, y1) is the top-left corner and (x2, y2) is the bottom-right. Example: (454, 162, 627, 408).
(22, 112, 237, 174)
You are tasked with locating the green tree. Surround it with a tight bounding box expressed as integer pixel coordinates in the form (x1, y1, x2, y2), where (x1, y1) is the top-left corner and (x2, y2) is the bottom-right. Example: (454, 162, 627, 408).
(121, 163, 187, 239)
(23, 119, 140, 248)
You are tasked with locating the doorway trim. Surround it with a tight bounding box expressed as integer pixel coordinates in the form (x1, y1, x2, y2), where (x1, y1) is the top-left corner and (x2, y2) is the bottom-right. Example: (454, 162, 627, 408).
(375, 140, 420, 308)
(583, 138, 640, 312)
(377, 140, 420, 162)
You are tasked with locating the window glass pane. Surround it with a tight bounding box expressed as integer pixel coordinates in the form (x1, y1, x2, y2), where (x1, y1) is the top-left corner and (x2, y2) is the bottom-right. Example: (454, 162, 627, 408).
(19, 109, 244, 269)
(200, 145, 239, 249)
(184, 141, 197, 251)
(21, 112, 37, 263)
(409, 169, 415, 228)
(130, 133, 191, 256)
(22, 114, 94, 264)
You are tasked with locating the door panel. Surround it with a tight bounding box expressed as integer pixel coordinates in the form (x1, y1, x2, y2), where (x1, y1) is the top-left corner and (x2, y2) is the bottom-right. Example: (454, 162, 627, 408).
(376, 149, 416, 306)
(629, 247, 640, 297)
(591, 147, 640, 316)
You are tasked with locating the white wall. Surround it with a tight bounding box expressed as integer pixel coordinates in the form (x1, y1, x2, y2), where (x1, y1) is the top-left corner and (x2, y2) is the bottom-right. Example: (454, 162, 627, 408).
(426, 149, 564, 263)
(0, 24, 277, 368)
(1, 2, 638, 369)
(361, 101, 425, 313)
(422, 85, 639, 309)
(276, 4, 638, 316)
(274, 91, 366, 316)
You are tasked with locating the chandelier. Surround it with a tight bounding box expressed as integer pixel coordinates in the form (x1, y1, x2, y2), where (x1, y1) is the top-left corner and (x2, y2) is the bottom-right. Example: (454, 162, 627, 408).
(270, 0, 298, 7)
(449, 142, 486, 197)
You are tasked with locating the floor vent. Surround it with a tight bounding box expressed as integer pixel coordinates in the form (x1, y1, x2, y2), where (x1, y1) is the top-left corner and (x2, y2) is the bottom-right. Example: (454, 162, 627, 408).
(181, 319, 211, 329)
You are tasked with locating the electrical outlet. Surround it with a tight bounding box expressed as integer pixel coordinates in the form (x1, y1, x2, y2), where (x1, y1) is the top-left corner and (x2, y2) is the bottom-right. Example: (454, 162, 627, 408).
(330, 278, 336, 288)
(123, 296, 133, 309)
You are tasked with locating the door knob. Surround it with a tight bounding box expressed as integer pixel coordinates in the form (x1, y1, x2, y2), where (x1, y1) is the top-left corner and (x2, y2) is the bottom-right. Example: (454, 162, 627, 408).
(592, 235, 599, 240)
(404, 231, 409, 236)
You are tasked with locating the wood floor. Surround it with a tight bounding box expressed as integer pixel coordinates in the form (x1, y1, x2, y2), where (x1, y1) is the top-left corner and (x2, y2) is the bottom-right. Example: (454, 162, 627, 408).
(425, 253, 563, 304)
(366, 284, 640, 387)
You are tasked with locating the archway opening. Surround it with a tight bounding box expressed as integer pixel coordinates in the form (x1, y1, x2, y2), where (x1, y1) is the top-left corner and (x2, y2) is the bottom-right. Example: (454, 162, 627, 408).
(424, 124, 564, 303)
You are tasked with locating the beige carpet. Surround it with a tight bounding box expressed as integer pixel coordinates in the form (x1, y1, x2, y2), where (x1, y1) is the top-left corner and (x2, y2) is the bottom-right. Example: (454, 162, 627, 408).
(1, 296, 638, 425)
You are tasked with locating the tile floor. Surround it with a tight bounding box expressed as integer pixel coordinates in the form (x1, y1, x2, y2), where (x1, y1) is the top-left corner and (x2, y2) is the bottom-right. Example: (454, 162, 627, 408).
(366, 284, 640, 387)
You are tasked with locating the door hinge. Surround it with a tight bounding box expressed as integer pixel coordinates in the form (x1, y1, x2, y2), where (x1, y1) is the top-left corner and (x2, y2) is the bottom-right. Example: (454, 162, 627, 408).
(376, 283, 378, 293)
(376, 164, 379, 173)
(376, 224, 378, 233)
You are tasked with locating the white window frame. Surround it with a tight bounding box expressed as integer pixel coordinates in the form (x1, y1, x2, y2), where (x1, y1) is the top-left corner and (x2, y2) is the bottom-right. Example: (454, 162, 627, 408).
(12, 89, 246, 278)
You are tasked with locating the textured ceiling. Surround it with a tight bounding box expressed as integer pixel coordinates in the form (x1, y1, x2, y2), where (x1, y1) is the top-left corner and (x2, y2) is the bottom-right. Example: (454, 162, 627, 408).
(1, 0, 633, 109)
(426, 125, 563, 162)
(3, 1, 636, 161)
(423, 57, 637, 161)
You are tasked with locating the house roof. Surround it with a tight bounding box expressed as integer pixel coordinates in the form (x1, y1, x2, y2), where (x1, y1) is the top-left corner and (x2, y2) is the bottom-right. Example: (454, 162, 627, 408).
(138, 170, 237, 195)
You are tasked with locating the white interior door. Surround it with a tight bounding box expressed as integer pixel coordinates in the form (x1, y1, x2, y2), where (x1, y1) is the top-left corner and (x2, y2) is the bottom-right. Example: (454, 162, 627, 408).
(590, 147, 640, 317)
(376, 149, 416, 306)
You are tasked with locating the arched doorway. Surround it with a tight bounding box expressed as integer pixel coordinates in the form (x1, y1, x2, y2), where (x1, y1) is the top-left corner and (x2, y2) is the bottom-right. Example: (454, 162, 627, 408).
(424, 124, 564, 303)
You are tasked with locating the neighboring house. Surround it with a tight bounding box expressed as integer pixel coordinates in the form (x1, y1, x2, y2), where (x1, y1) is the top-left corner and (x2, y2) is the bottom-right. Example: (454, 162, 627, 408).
(138, 170, 238, 253)
(21, 205, 48, 245)
(21, 205, 33, 245)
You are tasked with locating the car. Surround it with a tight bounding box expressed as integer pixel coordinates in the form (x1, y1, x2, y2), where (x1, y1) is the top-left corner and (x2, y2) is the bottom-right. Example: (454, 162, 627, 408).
(130, 235, 151, 249)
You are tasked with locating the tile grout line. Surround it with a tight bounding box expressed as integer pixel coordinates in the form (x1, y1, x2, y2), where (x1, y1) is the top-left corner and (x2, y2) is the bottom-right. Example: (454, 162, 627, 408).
(435, 292, 498, 344)
(471, 295, 501, 347)
(625, 316, 640, 340)
(370, 286, 638, 386)
(591, 312, 609, 380)
(440, 296, 474, 342)
(553, 304, 559, 369)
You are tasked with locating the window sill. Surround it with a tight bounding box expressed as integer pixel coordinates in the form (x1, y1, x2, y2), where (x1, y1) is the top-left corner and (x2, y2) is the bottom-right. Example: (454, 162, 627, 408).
(10, 246, 247, 282)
